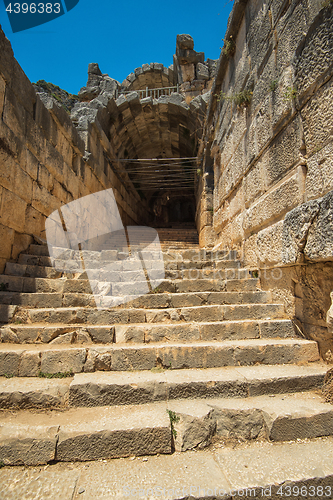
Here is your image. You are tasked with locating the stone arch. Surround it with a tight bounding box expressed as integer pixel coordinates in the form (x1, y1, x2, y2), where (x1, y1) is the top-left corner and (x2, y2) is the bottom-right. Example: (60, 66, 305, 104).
(121, 63, 175, 93)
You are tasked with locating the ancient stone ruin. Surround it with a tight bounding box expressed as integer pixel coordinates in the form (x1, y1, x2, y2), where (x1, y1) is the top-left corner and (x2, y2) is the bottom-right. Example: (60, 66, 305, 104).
(1, 0, 333, 494)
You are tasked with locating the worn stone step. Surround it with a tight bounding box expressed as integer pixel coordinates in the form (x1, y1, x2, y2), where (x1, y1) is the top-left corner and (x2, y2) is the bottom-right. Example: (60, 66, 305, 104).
(67, 364, 327, 409)
(2, 436, 333, 497)
(167, 390, 333, 449)
(114, 319, 295, 344)
(0, 324, 115, 344)
(12, 303, 285, 325)
(0, 338, 320, 376)
(19, 252, 240, 270)
(18, 254, 53, 266)
(26, 244, 235, 261)
(4, 262, 249, 281)
(0, 290, 272, 310)
(0, 364, 327, 411)
(0, 275, 259, 294)
(0, 403, 172, 465)
(0, 319, 295, 345)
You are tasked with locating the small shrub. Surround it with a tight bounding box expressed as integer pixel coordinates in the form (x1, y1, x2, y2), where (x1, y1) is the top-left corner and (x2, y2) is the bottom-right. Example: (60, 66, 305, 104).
(0, 461, 5, 468)
(221, 36, 236, 57)
(4, 373, 14, 378)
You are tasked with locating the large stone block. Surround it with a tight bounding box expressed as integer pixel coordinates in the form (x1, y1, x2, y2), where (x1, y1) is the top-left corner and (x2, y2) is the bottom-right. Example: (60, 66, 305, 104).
(305, 143, 333, 201)
(294, 4, 333, 99)
(264, 116, 304, 188)
(276, 1, 308, 73)
(11, 232, 33, 260)
(24, 205, 45, 236)
(0, 423, 58, 465)
(282, 198, 321, 264)
(283, 190, 333, 264)
(32, 181, 60, 216)
(0, 222, 14, 260)
(11, 58, 36, 117)
(301, 79, 333, 155)
(243, 171, 304, 234)
(2, 86, 26, 139)
(0, 27, 14, 84)
(305, 190, 333, 262)
(243, 159, 265, 208)
(0, 187, 27, 232)
(41, 348, 86, 374)
(257, 221, 284, 266)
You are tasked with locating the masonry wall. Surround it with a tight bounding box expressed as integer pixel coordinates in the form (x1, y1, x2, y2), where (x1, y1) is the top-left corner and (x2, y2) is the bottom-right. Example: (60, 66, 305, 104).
(202, 0, 333, 357)
(0, 27, 148, 274)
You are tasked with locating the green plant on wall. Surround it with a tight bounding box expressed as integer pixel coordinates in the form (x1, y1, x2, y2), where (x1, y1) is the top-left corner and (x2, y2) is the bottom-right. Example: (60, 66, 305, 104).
(216, 89, 253, 108)
(283, 86, 298, 102)
(167, 409, 180, 438)
(270, 79, 279, 91)
(221, 36, 236, 57)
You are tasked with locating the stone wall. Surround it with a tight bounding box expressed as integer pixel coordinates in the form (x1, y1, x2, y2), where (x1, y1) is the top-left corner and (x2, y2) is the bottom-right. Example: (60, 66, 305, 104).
(0, 26, 148, 274)
(200, 0, 333, 357)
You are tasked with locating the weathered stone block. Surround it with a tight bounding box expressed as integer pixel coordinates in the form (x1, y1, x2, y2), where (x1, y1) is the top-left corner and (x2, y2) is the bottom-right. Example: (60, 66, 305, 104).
(243, 172, 304, 234)
(0, 424, 58, 465)
(265, 116, 304, 188)
(2, 86, 26, 138)
(294, 5, 333, 99)
(0, 222, 14, 260)
(196, 63, 209, 81)
(301, 79, 333, 155)
(11, 232, 33, 260)
(257, 221, 284, 266)
(18, 351, 41, 377)
(0, 188, 27, 232)
(41, 348, 86, 374)
(282, 198, 321, 264)
(305, 190, 333, 262)
(305, 143, 333, 201)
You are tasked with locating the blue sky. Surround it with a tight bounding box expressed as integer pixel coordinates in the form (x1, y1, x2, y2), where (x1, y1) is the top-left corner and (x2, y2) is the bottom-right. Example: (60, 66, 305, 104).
(0, 0, 233, 95)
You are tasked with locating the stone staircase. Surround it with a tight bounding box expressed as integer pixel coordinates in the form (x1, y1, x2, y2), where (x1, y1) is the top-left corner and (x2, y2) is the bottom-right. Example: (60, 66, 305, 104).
(0, 235, 331, 470)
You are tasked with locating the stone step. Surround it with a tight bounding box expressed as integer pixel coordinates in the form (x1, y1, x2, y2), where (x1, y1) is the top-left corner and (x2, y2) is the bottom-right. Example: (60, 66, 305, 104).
(0, 275, 259, 294)
(11, 303, 286, 325)
(27, 243, 49, 256)
(0, 338, 320, 376)
(0, 403, 172, 465)
(68, 364, 327, 409)
(114, 318, 294, 344)
(18, 252, 241, 270)
(0, 388, 332, 465)
(2, 436, 333, 496)
(0, 290, 272, 309)
(1, 324, 115, 344)
(5, 262, 249, 281)
(0, 363, 326, 410)
(0, 319, 295, 344)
